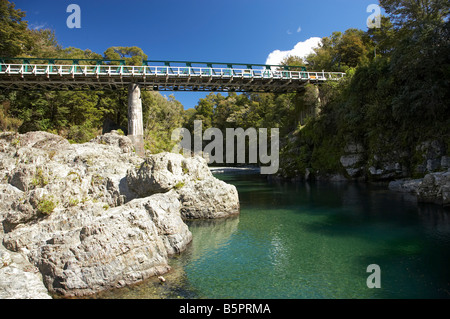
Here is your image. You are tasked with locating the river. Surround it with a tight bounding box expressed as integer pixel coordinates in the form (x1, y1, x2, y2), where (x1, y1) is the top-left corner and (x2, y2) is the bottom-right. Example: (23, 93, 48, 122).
(95, 170, 450, 299)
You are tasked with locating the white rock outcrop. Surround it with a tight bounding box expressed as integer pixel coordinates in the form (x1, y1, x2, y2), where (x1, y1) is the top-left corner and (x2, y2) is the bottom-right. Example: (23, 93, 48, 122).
(0, 131, 239, 298)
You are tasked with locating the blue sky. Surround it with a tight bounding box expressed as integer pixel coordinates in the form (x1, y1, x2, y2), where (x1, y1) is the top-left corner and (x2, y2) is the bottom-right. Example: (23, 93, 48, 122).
(14, 0, 380, 109)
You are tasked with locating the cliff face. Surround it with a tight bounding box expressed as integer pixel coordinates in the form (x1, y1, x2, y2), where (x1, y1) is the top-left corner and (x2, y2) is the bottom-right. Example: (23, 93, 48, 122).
(0, 131, 239, 298)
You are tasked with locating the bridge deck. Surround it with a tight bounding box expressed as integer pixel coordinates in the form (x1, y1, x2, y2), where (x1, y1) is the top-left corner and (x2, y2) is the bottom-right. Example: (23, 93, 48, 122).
(0, 63, 345, 93)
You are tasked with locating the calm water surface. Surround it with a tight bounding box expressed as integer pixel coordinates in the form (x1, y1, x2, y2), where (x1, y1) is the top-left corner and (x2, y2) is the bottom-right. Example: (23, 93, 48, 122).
(96, 172, 450, 299)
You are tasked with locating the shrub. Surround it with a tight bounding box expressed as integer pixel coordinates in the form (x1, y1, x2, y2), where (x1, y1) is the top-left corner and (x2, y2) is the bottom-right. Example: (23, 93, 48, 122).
(37, 196, 57, 215)
(68, 198, 79, 207)
(31, 167, 49, 188)
(173, 181, 185, 190)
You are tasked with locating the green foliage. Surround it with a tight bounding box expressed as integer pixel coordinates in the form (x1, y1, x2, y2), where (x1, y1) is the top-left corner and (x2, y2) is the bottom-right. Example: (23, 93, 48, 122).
(280, 111, 343, 177)
(306, 29, 371, 72)
(104, 46, 148, 65)
(67, 124, 100, 144)
(68, 198, 79, 207)
(37, 195, 57, 215)
(293, 0, 450, 178)
(366, 16, 396, 57)
(91, 174, 104, 187)
(31, 167, 49, 188)
(143, 92, 184, 153)
(0, 0, 30, 57)
(379, 0, 449, 29)
(173, 181, 185, 190)
(280, 55, 306, 69)
(0, 99, 22, 131)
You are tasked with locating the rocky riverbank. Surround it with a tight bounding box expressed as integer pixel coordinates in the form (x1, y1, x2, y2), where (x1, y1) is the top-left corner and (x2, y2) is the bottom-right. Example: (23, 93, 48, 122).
(388, 171, 450, 207)
(0, 131, 239, 298)
(278, 139, 450, 208)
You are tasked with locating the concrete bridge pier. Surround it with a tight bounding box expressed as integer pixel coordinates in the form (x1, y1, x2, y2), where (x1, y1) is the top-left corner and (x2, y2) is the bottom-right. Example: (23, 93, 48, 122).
(127, 83, 145, 156)
(313, 84, 321, 116)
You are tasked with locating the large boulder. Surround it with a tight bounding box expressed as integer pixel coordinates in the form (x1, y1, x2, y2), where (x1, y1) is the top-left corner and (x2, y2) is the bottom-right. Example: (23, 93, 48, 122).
(388, 178, 422, 193)
(340, 142, 365, 179)
(414, 140, 448, 175)
(2, 192, 190, 297)
(89, 130, 134, 154)
(126, 152, 240, 219)
(417, 171, 450, 207)
(177, 178, 240, 219)
(126, 152, 212, 196)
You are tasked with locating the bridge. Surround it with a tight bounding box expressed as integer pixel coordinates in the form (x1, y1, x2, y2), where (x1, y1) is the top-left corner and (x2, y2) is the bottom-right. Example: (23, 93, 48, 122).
(0, 57, 345, 93)
(0, 57, 345, 155)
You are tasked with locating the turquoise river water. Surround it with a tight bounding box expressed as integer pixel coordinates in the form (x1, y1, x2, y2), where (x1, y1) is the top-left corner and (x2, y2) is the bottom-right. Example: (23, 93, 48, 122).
(96, 171, 450, 299)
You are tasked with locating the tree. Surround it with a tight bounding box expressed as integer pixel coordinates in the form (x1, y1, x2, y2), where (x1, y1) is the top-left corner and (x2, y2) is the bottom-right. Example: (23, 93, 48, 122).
(280, 55, 306, 70)
(103, 46, 148, 65)
(337, 29, 370, 68)
(193, 93, 216, 130)
(306, 29, 371, 72)
(365, 16, 396, 58)
(379, 0, 450, 126)
(142, 92, 184, 153)
(0, 0, 31, 57)
(0, 2, 187, 150)
(379, 0, 449, 29)
(26, 29, 61, 58)
(61, 47, 102, 61)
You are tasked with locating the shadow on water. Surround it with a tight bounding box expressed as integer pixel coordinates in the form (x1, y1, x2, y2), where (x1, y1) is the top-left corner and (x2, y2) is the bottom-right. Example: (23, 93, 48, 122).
(353, 202, 450, 299)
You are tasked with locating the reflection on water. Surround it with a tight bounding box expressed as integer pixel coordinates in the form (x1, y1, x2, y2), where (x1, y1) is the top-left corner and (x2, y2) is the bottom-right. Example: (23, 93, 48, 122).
(183, 218, 240, 261)
(95, 173, 450, 299)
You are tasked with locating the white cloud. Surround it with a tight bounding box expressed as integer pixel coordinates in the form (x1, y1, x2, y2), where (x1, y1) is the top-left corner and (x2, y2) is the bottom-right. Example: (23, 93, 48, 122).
(265, 37, 322, 65)
(286, 26, 302, 36)
(29, 22, 47, 30)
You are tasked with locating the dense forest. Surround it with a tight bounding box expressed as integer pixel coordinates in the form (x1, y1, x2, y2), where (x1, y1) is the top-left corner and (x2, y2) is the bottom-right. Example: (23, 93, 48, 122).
(1, 0, 449, 180)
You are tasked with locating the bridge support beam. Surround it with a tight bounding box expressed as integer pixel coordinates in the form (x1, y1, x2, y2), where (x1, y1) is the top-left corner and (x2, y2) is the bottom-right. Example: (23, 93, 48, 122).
(127, 83, 145, 156)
